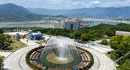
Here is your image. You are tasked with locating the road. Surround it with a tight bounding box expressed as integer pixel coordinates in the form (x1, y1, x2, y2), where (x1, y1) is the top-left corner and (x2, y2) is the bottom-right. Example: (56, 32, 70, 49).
(0, 21, 64, 28)
(83, 18, 130, 24)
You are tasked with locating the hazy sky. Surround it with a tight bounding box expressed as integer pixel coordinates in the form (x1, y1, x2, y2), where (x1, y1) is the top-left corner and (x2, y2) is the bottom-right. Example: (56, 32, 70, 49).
(0, 0, 130, 9)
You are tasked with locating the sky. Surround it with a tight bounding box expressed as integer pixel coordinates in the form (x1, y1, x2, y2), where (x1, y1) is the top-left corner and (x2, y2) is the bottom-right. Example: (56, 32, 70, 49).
(0, 0, 130, 9)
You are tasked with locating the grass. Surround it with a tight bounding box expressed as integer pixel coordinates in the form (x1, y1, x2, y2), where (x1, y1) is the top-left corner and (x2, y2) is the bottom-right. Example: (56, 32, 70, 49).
(36, 40, 46, 44)
(0, 40, 27, 52)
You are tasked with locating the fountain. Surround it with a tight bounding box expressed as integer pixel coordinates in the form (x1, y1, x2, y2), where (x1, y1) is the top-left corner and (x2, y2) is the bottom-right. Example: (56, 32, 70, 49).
(37, 36, 82, 66)
(27, 36, 94, 69)
(45, 36, 77, 61)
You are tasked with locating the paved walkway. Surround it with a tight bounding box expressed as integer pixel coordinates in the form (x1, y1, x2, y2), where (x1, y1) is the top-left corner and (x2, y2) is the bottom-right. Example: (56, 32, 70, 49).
(81, 47, 117, 70)
(3, 43, 39, 70)
(0, 52, 12, 58)
(20, 39, 36, 45)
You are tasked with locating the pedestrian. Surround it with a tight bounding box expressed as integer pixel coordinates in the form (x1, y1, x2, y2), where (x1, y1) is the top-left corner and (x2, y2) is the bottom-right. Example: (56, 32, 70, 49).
(27, 39, 28, 43)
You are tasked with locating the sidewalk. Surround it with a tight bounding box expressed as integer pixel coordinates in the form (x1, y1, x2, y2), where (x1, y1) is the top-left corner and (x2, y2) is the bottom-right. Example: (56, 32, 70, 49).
(0, 52, 12, 58)
(20, 39, 37, 45)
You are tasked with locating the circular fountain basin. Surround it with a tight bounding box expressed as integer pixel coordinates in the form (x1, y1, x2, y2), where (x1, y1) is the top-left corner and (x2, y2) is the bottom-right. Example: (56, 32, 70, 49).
(46, 53, 74, 64)
(37, 49, 82, 68)
(26, 36, 94, 69)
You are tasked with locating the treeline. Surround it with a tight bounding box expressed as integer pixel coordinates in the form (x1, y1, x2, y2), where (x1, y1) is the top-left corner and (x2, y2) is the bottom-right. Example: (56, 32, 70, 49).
(5, 23, 130, 42)
(29, 23, 130, 41)
(4, 23, 130, 41)
(30, 24, 114, 41)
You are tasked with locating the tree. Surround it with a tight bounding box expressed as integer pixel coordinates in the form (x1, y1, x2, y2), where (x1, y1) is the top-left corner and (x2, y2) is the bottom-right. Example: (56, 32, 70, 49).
(109, 35, 123, 50)
(0, 56, 3, 70)
(0, 34, 11, 44)
(109, 36, 130, 69)
(0, 34, 5, 44)
(72, 31, 81, 39)
(81, 34, 89, 41)
(0, 29, 3, 34)
(69, 33, 74, 38)
(118, 59, 130, 70)
(4, 34, 11, 44)
(100, 40, 108, 45)
(105, 29, 115, 37)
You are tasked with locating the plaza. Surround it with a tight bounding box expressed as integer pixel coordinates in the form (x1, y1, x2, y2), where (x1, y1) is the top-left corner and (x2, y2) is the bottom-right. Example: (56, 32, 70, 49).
(1, 32, 117, 70)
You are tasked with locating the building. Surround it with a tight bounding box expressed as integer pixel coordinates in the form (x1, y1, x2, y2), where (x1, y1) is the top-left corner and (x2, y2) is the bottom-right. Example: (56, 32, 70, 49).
(29, 32, 43, 40)
(116, 31, 130, 36)
(64, 22, 80, 30)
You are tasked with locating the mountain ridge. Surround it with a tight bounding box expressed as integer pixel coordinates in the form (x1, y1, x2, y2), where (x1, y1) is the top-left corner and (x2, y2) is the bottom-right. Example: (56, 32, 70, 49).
(0, 3, 31, 15)
(28, 7, 130, 18)
(0, 3, 50, 22)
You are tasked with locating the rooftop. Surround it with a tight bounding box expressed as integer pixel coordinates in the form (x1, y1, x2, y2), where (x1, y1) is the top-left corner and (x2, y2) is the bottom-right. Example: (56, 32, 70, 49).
(116, 31, 130, 35)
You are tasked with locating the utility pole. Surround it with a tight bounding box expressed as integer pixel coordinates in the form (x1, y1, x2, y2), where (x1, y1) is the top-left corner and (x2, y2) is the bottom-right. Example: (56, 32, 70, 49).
(105, 16, 108, 24)
(119, 16, 123, 23)
(22, 15, 24, 31)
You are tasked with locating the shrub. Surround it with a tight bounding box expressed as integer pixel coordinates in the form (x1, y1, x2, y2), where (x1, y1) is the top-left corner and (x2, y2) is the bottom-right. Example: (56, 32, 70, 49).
(77, 47, 94, 70)
(26, 46, 45, 70)
(100, 39, 108, 45)
(0, 56, 4, 70)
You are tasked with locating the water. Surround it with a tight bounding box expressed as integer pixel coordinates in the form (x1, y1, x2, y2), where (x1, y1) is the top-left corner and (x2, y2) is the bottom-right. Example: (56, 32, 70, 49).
(45, 36, 77, 61)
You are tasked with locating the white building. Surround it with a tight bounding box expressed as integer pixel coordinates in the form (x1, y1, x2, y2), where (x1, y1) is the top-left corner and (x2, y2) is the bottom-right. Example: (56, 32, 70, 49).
(116, 31, 130, 36)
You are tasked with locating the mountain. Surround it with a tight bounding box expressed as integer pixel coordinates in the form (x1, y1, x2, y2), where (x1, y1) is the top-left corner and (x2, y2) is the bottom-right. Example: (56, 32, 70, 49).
(28, 8, 67, 15)
(0, 3, 49, 22)
(0, 3, 31, 16)
(28, 7, 130, 18)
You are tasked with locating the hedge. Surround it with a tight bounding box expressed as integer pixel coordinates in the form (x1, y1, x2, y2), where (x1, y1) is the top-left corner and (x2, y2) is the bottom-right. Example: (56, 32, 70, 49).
(0, 56, 3, 70)
(77, 47, 94, 70)
(26, 46, 45, 70)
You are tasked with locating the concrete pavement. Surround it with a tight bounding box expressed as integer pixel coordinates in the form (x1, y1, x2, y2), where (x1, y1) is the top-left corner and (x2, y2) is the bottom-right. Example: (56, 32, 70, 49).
(0, 52, 12, 58)
(81, 47, 117, 70)
(3, 43, 39, 70)
(20, 39, 37, 46)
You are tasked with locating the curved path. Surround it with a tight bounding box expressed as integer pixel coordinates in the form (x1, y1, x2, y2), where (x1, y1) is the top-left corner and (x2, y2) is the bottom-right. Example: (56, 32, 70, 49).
(3, 43, 116, 70)
(81, 47, 117, 70)
(3, 44, 39, 70)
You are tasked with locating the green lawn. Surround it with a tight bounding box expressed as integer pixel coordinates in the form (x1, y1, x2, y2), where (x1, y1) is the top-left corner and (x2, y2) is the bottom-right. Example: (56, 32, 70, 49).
(36, 40, 46, 44)
(0, 40, 27, 52)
